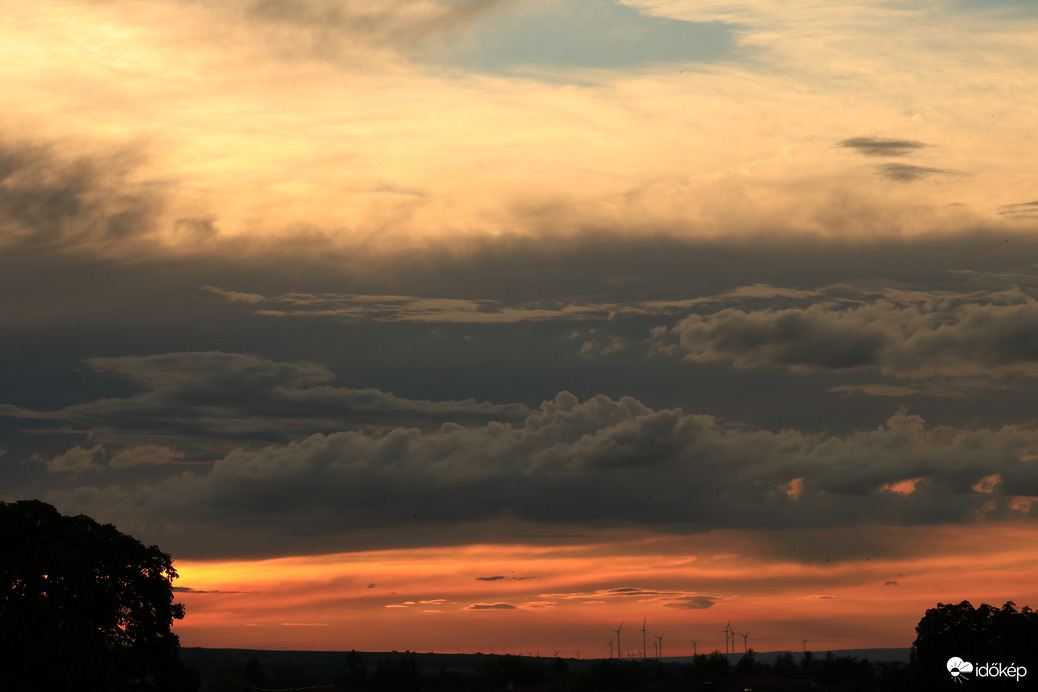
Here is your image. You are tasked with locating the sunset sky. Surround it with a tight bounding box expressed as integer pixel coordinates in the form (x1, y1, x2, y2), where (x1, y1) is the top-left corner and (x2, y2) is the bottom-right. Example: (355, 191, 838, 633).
(3, 0, 1038, 657)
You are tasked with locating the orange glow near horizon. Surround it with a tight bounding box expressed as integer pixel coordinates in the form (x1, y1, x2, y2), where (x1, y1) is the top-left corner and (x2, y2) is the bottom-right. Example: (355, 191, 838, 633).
(173, 524, 1038, 655)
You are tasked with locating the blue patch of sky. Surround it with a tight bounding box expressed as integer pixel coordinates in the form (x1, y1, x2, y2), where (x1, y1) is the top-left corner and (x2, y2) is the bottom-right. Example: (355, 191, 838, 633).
(954, 0, 1038, 14)
(436, 0, 734, 72)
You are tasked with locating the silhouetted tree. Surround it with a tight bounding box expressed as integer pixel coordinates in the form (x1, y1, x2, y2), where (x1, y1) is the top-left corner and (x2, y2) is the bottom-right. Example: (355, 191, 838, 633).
(690, 651, 730, 682)
(911, 600, 1038, 689)
(479, 654, 548, 688)
(0, 500, 197, 692)
(735, 649, 763, 677)
(337, 649, 369, 690)
(268, 661, 319, 689)
(372, 655, 423, 692)
(814, 651, 875, 691)
(242, 658, 267, 688)
(772, 651, 798, 677)
(585, 658, 646, 690)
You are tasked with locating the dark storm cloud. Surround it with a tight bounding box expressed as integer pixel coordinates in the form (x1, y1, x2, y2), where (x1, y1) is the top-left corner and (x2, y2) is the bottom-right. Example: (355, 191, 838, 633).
(194, 230, 1038, 311)
(670, 286, 1038, 380)
(0, 352, 528, 458)
(5, 189, 1038, 482)
(0, 139, 158, 251)
(42, 389, 1038, 558)
(674, 303, 888, 371)
(876, 163, 956, 182)
(6, 157, 1035, 333)
(838, 137, 928, 157)
(6, 131, 1038, 557)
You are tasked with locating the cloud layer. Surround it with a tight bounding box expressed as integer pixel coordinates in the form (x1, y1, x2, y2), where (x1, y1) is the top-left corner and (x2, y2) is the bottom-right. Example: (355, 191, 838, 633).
(670, 285, 1038, 381)
(29, 377, 1038, 558)
(3, 352, 528, 458)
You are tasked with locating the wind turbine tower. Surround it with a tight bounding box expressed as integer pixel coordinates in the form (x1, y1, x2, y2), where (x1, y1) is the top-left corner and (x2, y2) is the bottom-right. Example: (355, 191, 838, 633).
(640, 617, 647, 660)
(655, 633, 665, 661)
(612, 622, 624, 660)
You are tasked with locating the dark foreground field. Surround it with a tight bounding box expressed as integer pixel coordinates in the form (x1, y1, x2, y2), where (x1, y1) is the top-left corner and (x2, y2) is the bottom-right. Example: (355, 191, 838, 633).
(180, 646, 913, 692)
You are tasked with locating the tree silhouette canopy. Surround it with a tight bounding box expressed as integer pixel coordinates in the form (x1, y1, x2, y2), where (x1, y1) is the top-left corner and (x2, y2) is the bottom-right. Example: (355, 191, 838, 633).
(912, 600, 1037, 689)
(0, 499, 197, 691)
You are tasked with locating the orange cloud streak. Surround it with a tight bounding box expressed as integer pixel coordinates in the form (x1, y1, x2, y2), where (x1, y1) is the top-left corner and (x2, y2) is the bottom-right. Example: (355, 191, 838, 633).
(174, 524, 1038, 654)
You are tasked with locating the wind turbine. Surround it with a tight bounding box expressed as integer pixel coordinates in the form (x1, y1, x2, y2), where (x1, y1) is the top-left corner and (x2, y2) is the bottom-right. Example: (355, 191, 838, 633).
(801, 636, 808, 654)
(552, 648, 561, 659)
(608, 640, 613, 659)
(655, 633, 665, 660)
(739, 631, 750, 653)
(640, 617, 647, 660)
(691, 639, 698, 657)
(612, 622, 624, 660)
(722, 620, 732, 655)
